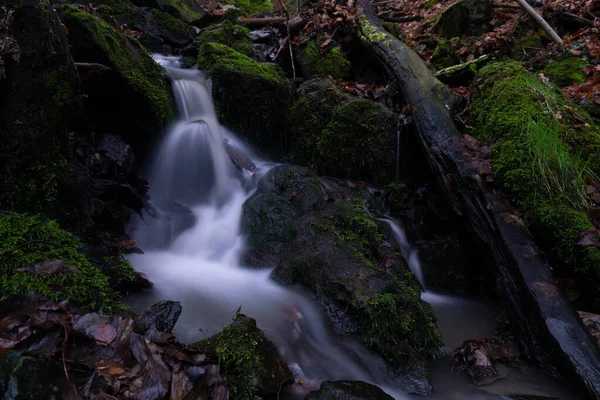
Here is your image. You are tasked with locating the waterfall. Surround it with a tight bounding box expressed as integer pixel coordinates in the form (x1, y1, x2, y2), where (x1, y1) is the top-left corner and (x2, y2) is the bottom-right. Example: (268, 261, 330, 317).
(126, 55, 409, 400)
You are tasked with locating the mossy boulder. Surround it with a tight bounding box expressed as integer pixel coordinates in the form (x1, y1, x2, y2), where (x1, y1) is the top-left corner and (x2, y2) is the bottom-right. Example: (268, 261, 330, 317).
(289, 78, 396, 184)
(197, 42, 295, 156)
(191, 313, 292, 399)
(242, 166, 441, 387)
(196, 20, 253, 57)
(542, 57, 589, 87)
(296, 37, 352, 80)
(432, 0, 493, 38)
(306, 381, 394, 400)
(112, 8, 196, 51)
(511, 35, 543, 60)
(0, 213, 124, 313)
(220, 0, 272, 15)
(0, 0, 80, 213)
(430, 39, 458, 69)
(0, 352, 65, 399)
(60, 5, 175, 152)
(471, 61, 600, 280)
(131, 0, 204, 24)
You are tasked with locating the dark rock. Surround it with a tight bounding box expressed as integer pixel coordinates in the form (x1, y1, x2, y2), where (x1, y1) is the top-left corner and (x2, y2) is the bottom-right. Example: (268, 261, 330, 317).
(135, 300, 182, 334)
(192, 313, 293, 398)
(417, 234, 468, 291)
(98, 134, 136, 176)
(306, 381, 394, 400)
(92, 179, 146, 213)
(130, 0, 206, 25)
(60, 5, 175, 155)
(0, 352, 65, 399)
(0, 0, 80, 212)
(242, 165, 441, 388)
(452, 340, 500, 385)
(430, 40, 458, 70)
(432, 0, 493, 38)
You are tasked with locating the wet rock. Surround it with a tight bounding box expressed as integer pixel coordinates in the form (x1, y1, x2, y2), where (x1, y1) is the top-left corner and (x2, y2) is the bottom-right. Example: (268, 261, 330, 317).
(242, 165, 441, 390)
(197, 42, 295, 157)
(452, 340, 499, 385)
(135, 300, 182, 334)
(579, 311, 600, 346)
(0, 352, 65, 399)
(192, 313, 293, 398)
(305, 380, 394, 400)
(289, 78, 396, 184)
(225, 138, 257, 173)
(60, 5, 175, 154)
(0, 0, 80, 212)
(432, 0, 493, 38)
(98, 134, 136, 176)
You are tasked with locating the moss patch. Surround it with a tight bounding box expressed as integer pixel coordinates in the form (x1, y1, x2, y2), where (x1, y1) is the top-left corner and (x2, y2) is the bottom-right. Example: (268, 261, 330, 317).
(220, 0, 272, 15)
(197, 20, 252, 57)
(296, 37, 352, 80)
(0, 213, 124, 313)
(61, 5, 174, 125)
(472, 61, 600, 277)
(542, 57, 589, 87)
(511, 35, 543, 60)
(197, 42, 295, 156)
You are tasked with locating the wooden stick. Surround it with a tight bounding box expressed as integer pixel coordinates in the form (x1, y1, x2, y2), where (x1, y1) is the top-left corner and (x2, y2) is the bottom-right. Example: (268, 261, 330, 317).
(514, 0, 563, 44)
(274, 0, 296, 80)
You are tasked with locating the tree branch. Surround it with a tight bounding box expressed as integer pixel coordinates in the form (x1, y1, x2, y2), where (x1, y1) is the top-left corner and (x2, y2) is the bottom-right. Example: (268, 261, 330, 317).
(514, 0, 563, 44)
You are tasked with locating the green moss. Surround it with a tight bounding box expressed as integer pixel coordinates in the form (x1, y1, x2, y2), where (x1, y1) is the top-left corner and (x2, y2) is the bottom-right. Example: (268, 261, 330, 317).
(472, 61, 600, 276)
(43, 69, 74, 108)
(220, 0, 272, 15)
(0, 213, 124, 313)
(542, 57, 589, 87)
(359, 287, 442, 368)
(431, 39, 457, 69)
(360, 15, 390, 45)
(153, 0, 203, 23)
(61, 5, 174, 124)
(197, 42, 295, 155)
(197, 20, 252, 57)
(316, 99, 397, 183)
(296, 38, 352, 80)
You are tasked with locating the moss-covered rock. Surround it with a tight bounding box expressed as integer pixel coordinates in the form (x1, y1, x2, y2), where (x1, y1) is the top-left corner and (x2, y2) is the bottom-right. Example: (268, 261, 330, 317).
(542, 57, 589, 87)
(192, 313, 292, 399)
(131, 0, 204, 24)
(197, 42, 295, 156)
(471, 61, 600, 279)
(242, 166, 442, 383)
(112, 8, 196, 50)
(511, 35, 543, 60)
(289, 78, 396, 184)
(0, 213, 124, 313)
(430, 39, 458, 69)
(296, 37, 353, 80)
(196, 20, 253, 57)
(0, 0, 80, 213)
(60, 5, 175, 151)
(432, 0, 493, 38)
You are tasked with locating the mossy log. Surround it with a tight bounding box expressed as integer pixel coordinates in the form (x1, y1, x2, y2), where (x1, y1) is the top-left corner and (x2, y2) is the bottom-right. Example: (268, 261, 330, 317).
(357, 0, 600, 397)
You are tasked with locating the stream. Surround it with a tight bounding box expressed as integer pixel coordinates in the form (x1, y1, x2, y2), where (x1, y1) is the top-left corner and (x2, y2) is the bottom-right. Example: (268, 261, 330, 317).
(125, 55, 579, 400)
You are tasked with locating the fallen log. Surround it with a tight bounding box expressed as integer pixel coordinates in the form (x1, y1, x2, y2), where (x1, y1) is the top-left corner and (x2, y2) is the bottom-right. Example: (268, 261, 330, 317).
(357, 0, 600, 398)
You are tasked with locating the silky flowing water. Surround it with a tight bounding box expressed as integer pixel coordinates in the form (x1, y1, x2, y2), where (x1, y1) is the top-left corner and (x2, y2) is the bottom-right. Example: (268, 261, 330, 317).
(125, 55, 579, 400)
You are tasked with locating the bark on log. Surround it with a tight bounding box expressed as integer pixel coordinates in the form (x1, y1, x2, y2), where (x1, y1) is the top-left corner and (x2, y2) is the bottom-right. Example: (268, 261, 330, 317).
(357, 1, 600, 398)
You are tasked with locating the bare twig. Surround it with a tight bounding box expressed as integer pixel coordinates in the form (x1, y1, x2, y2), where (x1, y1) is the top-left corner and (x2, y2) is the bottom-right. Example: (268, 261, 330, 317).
(514, 0, 563, 44)
(560, 12, 594, 27)
(275, 0, 296, 79)
(62, 323, 71, 383)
